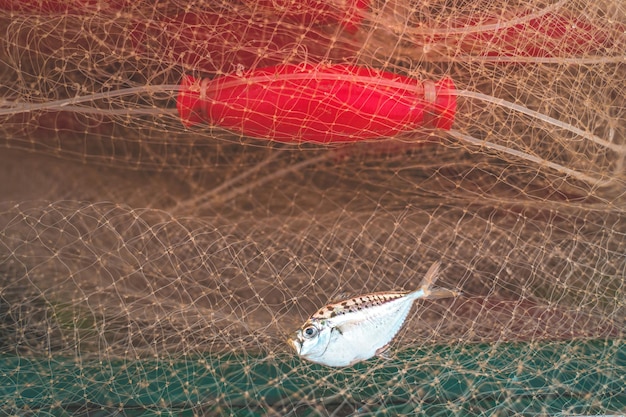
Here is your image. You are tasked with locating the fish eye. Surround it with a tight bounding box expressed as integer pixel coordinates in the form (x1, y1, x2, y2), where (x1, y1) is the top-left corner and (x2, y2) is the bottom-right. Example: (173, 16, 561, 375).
(302, 326, 318, 339)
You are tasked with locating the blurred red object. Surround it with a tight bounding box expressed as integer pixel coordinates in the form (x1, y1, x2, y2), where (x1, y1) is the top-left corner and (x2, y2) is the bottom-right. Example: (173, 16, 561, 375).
(131, 11, 356, 74)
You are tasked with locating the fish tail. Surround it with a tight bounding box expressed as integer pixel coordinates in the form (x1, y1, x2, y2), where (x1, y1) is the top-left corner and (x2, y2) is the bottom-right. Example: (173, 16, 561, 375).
(412, 261, 461, 300)
(426, 287, 462, 299)
(417, 261, 441, 290)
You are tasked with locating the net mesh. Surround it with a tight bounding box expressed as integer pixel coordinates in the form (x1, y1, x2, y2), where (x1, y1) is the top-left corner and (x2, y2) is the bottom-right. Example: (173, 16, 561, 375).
(0, 0, 625, 415)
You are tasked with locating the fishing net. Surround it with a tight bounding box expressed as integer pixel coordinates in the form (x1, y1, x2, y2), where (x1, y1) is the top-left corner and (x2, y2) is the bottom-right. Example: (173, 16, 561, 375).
(1, 0, 625, 415)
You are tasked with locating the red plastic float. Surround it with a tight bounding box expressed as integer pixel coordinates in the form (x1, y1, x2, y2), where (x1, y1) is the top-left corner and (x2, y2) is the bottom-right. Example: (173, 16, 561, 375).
(177, 64, 456, 143)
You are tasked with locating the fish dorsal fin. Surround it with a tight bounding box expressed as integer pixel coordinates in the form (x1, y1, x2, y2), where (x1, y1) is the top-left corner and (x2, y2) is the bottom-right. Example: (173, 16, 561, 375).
(330, 291, 351, 302)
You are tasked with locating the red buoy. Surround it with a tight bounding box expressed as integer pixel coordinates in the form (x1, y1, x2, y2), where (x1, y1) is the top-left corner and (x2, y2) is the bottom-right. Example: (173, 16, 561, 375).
(177, 64, 456, 143)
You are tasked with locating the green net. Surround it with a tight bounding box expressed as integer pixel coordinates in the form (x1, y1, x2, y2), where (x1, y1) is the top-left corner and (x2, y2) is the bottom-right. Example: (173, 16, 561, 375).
(0, 0, 625, 415)
(2, 341, 624, 416)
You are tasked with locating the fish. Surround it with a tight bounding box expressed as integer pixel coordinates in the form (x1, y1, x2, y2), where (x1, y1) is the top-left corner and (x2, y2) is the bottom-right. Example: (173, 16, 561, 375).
(289, 261, 461, 367)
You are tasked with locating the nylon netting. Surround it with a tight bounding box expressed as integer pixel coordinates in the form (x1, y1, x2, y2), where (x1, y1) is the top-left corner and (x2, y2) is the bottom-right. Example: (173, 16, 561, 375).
(0, 0, 625, 415)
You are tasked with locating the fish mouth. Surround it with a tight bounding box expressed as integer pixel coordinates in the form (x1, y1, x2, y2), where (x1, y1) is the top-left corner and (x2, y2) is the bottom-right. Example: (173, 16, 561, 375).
(289, 336, 302, 354)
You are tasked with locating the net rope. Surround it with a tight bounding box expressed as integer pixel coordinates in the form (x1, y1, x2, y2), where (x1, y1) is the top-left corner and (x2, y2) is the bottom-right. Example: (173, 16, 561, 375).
(0, 0, 625, 415)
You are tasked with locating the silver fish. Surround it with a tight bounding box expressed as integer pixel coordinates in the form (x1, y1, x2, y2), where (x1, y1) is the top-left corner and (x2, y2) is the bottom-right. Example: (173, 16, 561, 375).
(289, 261, 460, 367)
